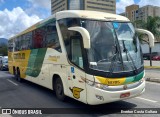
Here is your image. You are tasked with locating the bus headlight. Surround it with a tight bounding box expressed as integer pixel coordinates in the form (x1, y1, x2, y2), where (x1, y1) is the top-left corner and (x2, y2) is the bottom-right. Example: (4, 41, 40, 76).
(81, 77, 95, 86)
(82, 78, 108, 90)
(85, 79, 94, 86)
(94, 82, 108, 90)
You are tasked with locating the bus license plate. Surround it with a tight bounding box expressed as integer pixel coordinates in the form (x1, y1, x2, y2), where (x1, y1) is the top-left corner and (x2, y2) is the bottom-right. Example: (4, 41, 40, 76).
(120, 92, 130, 98)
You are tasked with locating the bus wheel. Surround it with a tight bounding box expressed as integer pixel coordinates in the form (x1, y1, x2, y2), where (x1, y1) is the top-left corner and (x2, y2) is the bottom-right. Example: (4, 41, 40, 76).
(0, 67, 3, 71)
(16, 69, 22, 82)
(55, 78, 65, 101)
(13, 67, 16, 77)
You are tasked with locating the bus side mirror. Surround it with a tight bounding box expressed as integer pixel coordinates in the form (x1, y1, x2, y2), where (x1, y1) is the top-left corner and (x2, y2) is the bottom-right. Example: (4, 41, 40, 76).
(136, 28, 155, 48)
(68, 27, 91, 49)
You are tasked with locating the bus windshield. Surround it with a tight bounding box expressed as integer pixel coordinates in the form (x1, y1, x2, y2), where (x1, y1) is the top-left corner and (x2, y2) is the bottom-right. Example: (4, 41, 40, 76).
(58, 18, 143, 73)
(81, 20, 143, 73)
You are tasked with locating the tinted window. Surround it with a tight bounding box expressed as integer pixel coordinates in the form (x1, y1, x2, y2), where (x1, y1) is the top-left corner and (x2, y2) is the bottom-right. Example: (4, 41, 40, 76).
(10, 19, 61, 52)
(58, 18, 79, 55)
(71, 37, 83, 68)
(23, 32, 33, 50)
(33, 21, 61, 52)
(33, 27, 45, 49)
(8, 40, 14, 52)
(59, 19, 84, 68)
(45, 21, 61, 52)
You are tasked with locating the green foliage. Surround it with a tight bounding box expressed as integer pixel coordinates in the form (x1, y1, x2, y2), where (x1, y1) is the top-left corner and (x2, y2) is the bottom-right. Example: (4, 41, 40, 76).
(0, 43, 8, 56)
(134, 16, 160, 41)
(137, 33, 145, 42)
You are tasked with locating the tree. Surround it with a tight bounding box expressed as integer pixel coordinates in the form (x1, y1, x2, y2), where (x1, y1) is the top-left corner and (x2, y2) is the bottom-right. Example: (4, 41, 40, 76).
(135, 16, 160, 41)
(134, 16, 160, 66)
(0, 43, 8, 56)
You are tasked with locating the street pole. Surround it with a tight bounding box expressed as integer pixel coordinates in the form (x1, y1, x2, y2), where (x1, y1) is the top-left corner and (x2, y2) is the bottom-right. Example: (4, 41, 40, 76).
(149, 47, 152, 66)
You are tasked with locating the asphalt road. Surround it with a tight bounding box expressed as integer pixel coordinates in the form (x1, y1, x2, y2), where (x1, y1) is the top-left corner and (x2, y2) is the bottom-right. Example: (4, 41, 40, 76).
(0, 71, 160, 117)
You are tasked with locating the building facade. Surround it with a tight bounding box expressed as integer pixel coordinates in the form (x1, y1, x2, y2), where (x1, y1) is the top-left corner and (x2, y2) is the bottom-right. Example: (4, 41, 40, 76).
(121, 4, 160, 22)
(120, 4, 160, 41)
(138, 5, 156, 22)
(125, 4, 139, 22)
(51, 0, 116, 14)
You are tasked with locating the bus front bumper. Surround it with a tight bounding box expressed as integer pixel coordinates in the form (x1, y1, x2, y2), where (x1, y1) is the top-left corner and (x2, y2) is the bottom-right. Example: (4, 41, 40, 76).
(86, 80, 145, 105)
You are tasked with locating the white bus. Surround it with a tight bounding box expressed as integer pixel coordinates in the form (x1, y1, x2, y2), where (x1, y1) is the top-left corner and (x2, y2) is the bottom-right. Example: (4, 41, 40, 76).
(8, 10, 154, 105)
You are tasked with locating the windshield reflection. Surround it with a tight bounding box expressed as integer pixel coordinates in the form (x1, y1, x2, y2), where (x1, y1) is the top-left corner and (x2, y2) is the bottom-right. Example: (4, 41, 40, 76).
(114, 22, 143, 72)
(58, 18, 143, 73)
(81, 20, 143, 73)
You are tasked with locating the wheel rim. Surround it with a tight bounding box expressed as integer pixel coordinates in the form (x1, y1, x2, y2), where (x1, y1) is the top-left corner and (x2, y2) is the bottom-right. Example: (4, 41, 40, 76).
(56, 83, 63, 96)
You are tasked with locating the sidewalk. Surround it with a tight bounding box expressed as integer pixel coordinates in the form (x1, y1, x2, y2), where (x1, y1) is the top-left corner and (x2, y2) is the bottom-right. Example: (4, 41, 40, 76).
(144, 69, 160, 83)
(144, 60, 160, 83)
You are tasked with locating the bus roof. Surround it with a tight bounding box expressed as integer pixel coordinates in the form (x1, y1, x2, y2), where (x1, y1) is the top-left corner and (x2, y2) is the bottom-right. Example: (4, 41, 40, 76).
(9, 10, 130, 40)
(56, 10, 130, 21)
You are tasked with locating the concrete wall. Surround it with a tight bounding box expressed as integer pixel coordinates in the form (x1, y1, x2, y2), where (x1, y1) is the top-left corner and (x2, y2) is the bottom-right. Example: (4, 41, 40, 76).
(141, 43, 160, 54)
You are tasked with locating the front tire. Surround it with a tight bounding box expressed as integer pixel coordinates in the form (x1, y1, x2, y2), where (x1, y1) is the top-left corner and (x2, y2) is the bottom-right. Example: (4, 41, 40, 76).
(55, 78, 65, 101)
(16, 69, 22, 82)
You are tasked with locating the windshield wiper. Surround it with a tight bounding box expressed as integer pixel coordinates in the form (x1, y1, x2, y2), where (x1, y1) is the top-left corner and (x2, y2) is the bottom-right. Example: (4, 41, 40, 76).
(108, 52, 118, 76)
(122, 40, 138, 74)
(107, 45, 123, 76)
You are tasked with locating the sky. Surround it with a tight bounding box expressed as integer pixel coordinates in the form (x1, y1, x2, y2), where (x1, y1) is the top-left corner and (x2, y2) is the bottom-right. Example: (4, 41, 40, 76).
(0, 0, 160, 39)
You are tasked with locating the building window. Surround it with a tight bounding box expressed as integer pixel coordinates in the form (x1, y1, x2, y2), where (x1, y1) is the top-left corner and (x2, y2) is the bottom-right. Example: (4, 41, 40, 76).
(68, 0, 84, 10)
(87, 5, 114, 12)
(87, 1, 114, 7)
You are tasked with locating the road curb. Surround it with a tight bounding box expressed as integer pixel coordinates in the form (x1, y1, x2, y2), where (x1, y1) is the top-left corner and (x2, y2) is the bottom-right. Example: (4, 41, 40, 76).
(144, 66, 160, 69)
(146, 78, 160, 83)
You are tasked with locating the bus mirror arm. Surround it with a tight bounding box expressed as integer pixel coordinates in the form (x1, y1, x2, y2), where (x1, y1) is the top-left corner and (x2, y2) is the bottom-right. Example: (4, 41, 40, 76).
(68, 27, 91, 49)
(135, 28, 155, 48)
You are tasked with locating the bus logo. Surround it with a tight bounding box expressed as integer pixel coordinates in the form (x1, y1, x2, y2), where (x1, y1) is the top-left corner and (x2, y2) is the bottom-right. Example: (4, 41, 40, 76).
(69, 87, 83, 99)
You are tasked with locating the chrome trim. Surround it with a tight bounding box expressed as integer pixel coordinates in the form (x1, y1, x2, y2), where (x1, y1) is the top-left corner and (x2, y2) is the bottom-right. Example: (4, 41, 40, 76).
(104, 80, 143, 91)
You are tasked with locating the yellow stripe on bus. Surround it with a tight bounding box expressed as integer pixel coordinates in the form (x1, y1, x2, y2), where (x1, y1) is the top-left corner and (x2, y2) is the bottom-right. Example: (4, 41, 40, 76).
(8, 50, 31, 78)
(96, 76, 126, 86)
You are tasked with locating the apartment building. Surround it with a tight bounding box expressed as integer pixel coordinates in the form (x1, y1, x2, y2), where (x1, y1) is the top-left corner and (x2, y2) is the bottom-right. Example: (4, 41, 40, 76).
(121, 4, 160, 22)
(51, 0, 116, 14)
(138, 5, 158, 22)
(125, 4, 139, 22)
(121, 5, 160, 41)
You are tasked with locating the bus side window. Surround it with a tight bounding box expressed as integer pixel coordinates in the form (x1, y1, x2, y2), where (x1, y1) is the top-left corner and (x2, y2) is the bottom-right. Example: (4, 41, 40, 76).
(15, 37, 19, 51)
(26, 32, 33, 50)
(71, 37, 83, 68)
(8, 40, 13, 52)
(45, 21, 62, 52)
(33, 28, 45, 49)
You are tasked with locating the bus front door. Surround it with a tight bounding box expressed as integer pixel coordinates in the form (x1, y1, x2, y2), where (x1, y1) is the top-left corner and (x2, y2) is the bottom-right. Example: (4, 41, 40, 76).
(67, 37, 87, 103)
